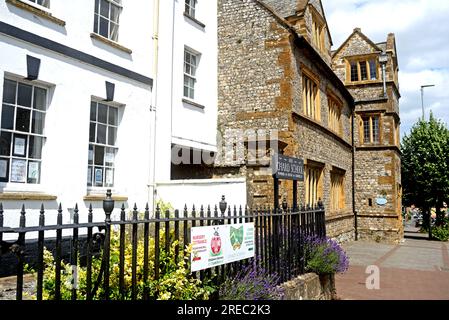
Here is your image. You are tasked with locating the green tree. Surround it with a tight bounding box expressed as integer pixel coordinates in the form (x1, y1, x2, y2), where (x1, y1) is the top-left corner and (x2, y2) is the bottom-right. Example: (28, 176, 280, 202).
(401, 113, 449, 229)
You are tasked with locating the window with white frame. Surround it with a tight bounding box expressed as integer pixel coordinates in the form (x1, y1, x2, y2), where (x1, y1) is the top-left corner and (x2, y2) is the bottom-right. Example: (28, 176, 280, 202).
(93, 0, 122, 42)
(27, 0, 50, 8)
(184, 49, 199, 100)
(87, 101, 118, 188)
(0, 79, 47, 184)
(185, 0, 196, 18)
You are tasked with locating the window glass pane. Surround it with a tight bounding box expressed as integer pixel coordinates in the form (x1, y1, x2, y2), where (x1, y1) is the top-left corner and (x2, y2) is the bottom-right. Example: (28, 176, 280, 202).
(94, 145, 105, 166)
(17, 83, 32, 108)
(369, 60, 377, 80)
(36, 0, 49, 8)
(93, 14, 99, 33)
(0, 131, 12, 156)
(373, 117, 380, 142)
(32, 111, 45, 135)
(10, 159, 27, 183)
(94, 167, 103, 186)
(88, 144, 94, 165)
(13, 134, 27, 157)
(16, 108, 31, 132)
(363, 118, 370, 143)
(360, 61, 368, 81)
(110, 4, 120, 23)
(0, 158, 9, 182)
(90, 102, 97, 121)
(1, 104, 15, 130)
(27, 161, 40, 184)
(110, 22, 119, 41)
(108, 107, 118, 125)
(100, 0, 110, 17)
(29, 136, 43, 159)
(105, 147, 116, 166)
(97, 124, 107, 144)
(108, 127, 117, 145)
(3, 79, 16, 104)
(98, 104, 108, 124)
(33, 87, 47, 111)
(87, 166, 93, 187)
(184, 86, 189, 98)
(350, 62, 358, 82)
(99, 17, 109, 38)
(105, 168, 114, 187)
(94, 0, 99, 14)
(89, 123, 96, 143)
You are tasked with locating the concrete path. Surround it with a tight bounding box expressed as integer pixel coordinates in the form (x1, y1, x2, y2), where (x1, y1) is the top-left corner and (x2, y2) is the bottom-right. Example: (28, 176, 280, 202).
(335, 239, 449, 300)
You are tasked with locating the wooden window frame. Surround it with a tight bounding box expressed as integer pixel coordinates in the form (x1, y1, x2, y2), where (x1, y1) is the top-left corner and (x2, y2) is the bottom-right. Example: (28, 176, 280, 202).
(345, 55, 380, 84)
(327, 90, 343, 136)
(304, 160, 324, 207)
(309, 5, 326, 54)
(301, 65, 321, 122)
(330, 168, 346, 213)
(184, 48, 200, 100)
(93, 0, 122, 42)
(0, 77, 48, 185)
(185, 0, 196, 19)
(88, 100, 119, 188)
(360, 114, 382, 145)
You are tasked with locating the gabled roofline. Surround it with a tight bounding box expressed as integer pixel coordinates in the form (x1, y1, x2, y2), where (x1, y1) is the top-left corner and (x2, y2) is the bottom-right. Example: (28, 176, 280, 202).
(254, 0, 354, 107)
(332, 28, 383, 59)
(293, 0, 333, 46)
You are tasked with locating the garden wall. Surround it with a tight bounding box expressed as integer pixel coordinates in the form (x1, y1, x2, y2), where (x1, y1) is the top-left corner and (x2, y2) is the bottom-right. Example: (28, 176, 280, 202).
(281, 273, 337, 300)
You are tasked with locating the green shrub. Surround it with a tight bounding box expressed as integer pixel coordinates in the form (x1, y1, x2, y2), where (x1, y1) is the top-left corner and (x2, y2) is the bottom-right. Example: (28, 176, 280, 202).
(36, 230, 216, 300)
(432, 226, 449, 242)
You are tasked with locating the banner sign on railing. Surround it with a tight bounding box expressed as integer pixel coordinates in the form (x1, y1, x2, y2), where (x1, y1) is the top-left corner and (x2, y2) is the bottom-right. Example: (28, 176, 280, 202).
(190, 223, 255, 272)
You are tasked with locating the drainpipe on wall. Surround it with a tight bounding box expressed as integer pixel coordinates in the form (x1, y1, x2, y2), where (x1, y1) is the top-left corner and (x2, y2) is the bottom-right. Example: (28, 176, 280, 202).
(149, 0, 160, 213)
(380, 51, 388, 97)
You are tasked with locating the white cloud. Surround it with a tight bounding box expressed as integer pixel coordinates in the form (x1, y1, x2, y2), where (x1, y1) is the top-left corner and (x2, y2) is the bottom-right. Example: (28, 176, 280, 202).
(323, 0, 449, 137)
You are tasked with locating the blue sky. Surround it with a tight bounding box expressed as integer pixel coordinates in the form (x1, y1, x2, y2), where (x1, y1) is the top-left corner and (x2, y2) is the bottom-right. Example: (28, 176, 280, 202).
(323, 0, 449, 139)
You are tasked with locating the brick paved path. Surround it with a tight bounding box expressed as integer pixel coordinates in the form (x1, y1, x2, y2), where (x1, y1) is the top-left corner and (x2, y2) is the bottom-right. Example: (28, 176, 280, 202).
(335, 239, 449, 300)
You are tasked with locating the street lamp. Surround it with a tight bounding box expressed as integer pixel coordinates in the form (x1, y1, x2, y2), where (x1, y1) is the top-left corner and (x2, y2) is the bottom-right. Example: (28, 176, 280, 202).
(421, 84, 435, 121)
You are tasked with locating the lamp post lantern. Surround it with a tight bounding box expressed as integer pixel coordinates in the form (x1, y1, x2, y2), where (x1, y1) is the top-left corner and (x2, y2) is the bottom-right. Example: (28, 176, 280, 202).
(421, 84, 435, 121)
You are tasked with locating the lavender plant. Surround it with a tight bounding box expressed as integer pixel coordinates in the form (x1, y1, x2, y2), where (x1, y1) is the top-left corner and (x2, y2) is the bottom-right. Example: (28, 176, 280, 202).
(219, 260, 284, 300)
(303, 236, 349, 275)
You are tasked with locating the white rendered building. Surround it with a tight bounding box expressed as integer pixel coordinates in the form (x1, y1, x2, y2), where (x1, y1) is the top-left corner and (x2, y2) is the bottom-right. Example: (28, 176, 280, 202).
(0, 0, 154, 228)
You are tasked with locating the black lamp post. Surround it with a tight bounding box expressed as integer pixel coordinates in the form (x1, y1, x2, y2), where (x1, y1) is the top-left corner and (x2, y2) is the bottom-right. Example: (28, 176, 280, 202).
(102, 189, 114, 299)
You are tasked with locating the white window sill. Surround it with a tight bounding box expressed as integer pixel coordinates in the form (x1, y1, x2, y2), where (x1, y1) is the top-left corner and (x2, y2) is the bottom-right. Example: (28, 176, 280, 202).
(5, 0, 66, 26)
(182, 98, 205, 110)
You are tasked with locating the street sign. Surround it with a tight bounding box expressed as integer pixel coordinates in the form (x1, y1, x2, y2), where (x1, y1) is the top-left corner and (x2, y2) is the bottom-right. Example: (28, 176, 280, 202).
(272, 154, 304, 181)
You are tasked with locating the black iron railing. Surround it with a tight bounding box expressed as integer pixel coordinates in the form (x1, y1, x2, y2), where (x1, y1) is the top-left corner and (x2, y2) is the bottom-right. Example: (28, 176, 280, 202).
(0, 190, 326, 300)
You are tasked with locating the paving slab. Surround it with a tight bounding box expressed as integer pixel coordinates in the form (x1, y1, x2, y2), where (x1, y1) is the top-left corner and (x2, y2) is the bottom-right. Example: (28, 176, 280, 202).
(336, 238, 449, 300)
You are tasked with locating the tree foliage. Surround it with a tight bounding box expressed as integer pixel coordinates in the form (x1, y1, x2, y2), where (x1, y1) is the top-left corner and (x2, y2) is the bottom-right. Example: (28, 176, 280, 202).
(401, 113, 449, 225)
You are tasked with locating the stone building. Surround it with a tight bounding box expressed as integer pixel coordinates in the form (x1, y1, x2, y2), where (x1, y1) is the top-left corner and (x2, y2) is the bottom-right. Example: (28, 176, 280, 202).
(332, 28, 403, 243)
(216, 0, 356, 242)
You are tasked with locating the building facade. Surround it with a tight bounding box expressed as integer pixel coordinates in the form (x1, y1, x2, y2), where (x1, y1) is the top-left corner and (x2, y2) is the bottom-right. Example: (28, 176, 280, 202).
(0, 0, 154, 228)
(216, 0, 356, 242)
(154, 0, 218, 182)
(332, 28, 403, 243)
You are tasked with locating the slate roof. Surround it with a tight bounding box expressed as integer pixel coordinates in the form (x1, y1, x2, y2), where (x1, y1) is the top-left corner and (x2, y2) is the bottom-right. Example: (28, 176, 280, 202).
(260, 0, 308, 18)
